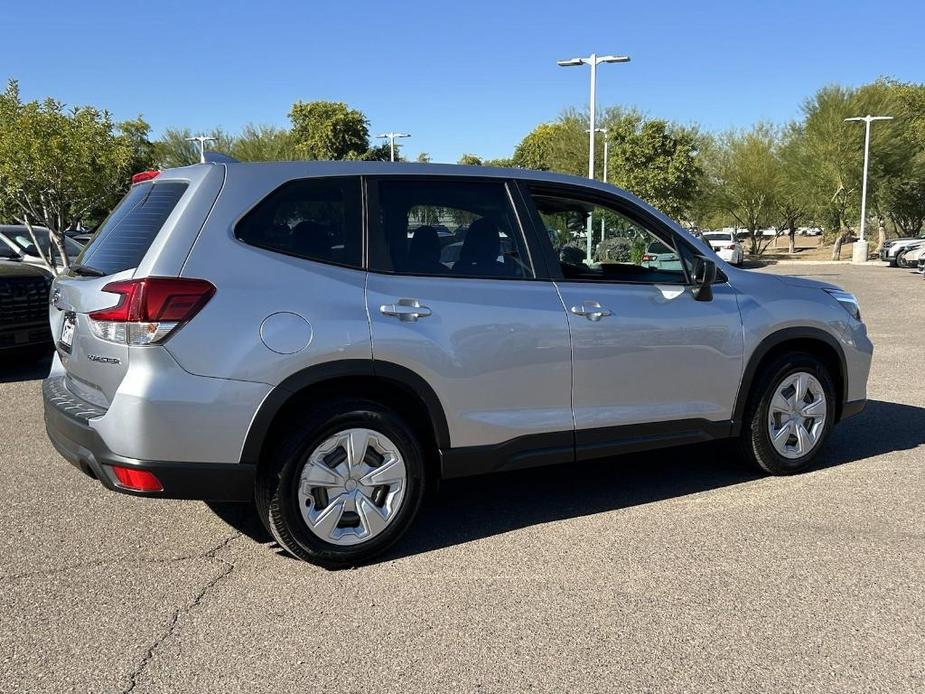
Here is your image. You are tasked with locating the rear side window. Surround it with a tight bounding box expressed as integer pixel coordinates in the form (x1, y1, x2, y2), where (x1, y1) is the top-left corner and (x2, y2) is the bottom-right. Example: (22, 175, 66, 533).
(369, 178, 533, 279)
(235, 177, 362, 268)
(80, 181, 188, 275)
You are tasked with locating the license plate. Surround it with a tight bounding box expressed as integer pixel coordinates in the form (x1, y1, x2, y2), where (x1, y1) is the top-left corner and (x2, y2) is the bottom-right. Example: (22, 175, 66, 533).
(59, 312, 76, 353)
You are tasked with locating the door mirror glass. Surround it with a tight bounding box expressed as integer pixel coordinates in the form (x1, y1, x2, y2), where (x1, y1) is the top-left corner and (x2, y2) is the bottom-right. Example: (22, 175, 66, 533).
(691, 255, 717, 301)
(0, 245, 20, 260)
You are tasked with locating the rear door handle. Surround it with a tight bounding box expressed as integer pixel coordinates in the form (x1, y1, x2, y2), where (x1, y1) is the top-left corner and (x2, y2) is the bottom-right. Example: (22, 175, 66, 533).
(570, 300, 612, 321)
(379, 298, 433, 322)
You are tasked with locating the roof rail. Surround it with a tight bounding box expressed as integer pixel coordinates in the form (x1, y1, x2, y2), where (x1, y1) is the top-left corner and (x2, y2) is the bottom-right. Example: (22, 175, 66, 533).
(203, 151, 239, 164)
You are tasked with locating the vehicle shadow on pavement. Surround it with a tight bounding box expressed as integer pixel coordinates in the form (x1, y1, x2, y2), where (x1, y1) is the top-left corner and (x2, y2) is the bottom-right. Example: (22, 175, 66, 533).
(206, 399, 925, 563)
(393, 399, 925, 560)
(0, 353, 52, 384)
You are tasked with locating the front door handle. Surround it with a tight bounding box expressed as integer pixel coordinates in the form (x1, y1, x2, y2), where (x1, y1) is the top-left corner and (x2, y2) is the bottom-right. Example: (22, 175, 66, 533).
(380, 298, 433, 322)
(570, 300, 612, 321)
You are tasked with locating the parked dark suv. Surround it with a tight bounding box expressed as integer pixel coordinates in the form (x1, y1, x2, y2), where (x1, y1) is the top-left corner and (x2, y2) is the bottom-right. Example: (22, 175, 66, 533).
(0, 255, 53, 354)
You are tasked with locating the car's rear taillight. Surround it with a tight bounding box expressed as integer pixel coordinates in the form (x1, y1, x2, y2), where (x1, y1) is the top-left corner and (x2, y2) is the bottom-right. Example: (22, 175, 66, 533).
(88, 277, 215, 345)
(725, 244, 736, 250)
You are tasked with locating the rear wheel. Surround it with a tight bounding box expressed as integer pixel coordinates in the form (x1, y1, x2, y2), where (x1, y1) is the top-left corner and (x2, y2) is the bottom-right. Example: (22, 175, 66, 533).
(738, 353, 836, 475)
(256, 399, 425, 567)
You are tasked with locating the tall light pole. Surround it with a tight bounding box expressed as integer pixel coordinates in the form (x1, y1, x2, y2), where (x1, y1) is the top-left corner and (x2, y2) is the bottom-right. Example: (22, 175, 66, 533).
(588, 127, 609, 244)
(377, 132, 411, 162)
(844, 115, 893, 264)
(186, 135, 216, 164)
(559, 53, 630, 261)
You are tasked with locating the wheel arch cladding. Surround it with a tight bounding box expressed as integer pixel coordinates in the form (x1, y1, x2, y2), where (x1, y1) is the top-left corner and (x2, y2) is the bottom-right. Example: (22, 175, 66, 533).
(732, 327, 847, 434)
(241, 360, 449, 476)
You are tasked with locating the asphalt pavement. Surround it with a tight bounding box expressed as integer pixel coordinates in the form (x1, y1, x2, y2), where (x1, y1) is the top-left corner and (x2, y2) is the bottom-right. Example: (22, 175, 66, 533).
(1, 263, 922, 693)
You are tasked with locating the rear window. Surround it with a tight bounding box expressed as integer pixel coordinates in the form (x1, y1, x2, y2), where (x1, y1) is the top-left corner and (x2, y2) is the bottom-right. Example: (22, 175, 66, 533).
(234, 177, 362, 268)
(79, 181, 188, 275)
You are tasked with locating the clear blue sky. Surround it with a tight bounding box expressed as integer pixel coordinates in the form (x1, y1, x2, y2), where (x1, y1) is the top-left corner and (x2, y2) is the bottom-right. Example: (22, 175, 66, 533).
(3, 1, 922, 163)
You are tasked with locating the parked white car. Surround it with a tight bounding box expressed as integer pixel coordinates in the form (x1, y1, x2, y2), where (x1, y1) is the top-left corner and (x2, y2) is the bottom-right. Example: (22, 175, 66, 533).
(901, 243, 925, 269)
(879, 234, 925, 267)
(701, 231, 745, 266)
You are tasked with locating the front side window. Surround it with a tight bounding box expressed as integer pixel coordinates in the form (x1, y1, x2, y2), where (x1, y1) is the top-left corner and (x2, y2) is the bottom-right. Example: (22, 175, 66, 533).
(235, 177, 362, 268)
(369, 179, 532, 279)
(528, 190, 686, 284)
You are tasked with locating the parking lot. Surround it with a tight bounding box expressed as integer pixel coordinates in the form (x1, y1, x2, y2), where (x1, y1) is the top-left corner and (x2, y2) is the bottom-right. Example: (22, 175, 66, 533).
(1, 263, 922, 693)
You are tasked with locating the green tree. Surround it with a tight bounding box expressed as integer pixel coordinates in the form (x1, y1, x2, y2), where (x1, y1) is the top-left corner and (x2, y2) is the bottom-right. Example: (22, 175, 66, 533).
(799, 86, 862, 257)
(870, 80, 925, 240)
(416, 152, 431, 163)
(118, 116, 158, 176)
(512, 116, 586, 175)
(483, 157, 514, 168)
(230, 124, 296, 161)
(0, 80, 135, 272)
(363, 142, 394, 161)
(457, 153, 483, 166)
(601, 109, 703, 221)
(704, 124, 782, 256)
(155, 127, 235, 168)
(773, 123, 814, 253)
(288, 100, 370, 160)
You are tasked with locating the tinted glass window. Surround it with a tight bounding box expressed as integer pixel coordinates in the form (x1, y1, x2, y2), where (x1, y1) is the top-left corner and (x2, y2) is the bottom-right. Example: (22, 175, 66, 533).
(529, 189, 686, 284)
(4, 228, 81, 260)
(235, 177, 362, 268)
(370, 179, 531, 279)
(80, 181, 188, 275)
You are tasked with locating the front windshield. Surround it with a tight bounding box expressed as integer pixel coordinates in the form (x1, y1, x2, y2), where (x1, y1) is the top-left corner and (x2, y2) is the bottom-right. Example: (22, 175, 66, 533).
(4, 228, 82, 260)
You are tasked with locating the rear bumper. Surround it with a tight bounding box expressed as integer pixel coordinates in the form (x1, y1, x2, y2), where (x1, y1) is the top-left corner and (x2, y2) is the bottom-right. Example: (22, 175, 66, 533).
(43, 376, 255, 501)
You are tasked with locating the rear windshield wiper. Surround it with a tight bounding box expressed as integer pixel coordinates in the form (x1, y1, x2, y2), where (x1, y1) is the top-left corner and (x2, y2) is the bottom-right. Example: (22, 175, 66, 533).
(70, 263, 106, 277)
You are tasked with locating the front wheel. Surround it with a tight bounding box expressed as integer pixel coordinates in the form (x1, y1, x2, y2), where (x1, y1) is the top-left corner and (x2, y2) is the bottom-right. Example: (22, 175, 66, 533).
(896, 250, 912, 268)
(256, 399, 426, 567)
(737, 353, 836, 475)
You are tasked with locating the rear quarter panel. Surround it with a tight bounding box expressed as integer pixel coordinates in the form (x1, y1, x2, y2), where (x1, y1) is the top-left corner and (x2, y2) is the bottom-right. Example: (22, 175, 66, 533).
(166, 166, 372, 385)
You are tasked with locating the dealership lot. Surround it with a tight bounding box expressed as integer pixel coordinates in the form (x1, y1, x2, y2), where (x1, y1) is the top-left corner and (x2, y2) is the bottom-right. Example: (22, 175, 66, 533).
(1, 263, 922, 693)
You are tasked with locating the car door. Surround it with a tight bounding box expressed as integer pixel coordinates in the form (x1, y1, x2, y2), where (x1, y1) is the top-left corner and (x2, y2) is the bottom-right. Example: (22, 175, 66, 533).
(365, 176, 573, 475)
(519, 181, 745, 460)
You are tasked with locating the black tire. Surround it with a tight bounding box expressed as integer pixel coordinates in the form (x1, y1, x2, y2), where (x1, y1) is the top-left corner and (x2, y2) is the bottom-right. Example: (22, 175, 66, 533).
(255, 398, 426, 568)
(737, 353, 836, 475)
(896, 250, 911, 268)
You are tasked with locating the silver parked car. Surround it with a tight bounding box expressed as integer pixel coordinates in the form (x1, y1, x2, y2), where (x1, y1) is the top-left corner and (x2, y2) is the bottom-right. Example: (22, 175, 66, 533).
(43, 161, 873, 567)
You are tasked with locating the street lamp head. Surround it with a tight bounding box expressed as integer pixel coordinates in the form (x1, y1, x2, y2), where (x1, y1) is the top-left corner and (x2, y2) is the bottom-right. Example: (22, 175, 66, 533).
(845, 115, 895, 123)
(557, 58, 585, 67)
(599, 55, 630, 64)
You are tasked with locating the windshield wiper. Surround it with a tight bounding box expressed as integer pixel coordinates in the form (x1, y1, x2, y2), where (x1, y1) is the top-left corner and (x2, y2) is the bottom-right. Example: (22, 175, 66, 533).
(70, 263, 106, 277)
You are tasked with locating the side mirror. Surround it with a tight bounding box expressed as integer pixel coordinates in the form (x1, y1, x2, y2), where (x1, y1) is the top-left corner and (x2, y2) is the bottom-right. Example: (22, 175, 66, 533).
(691, 255, 717, 301)
(0, 245, 21, 260)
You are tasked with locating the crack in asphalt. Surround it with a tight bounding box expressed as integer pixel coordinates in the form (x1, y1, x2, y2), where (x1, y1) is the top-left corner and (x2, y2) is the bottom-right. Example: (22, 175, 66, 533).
(0, 538, 240, 582)
(119, 532, 241, 694)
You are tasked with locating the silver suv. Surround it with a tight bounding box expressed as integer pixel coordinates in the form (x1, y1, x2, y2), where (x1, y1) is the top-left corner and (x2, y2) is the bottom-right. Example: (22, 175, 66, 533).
(44, 161, 872, 567)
